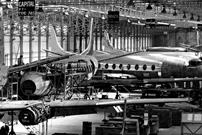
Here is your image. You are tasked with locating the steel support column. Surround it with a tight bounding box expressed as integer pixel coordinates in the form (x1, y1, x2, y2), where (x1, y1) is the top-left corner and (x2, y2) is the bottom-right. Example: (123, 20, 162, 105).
(95, 28, 98, 50)
(38, 23, 41, 60)
(73, 35, 77, 52)
(140, 26, 144, 50)
(46, 24, 49, 57)
(60, 14, 64, 48)
(9, 16, 14, 66)
(66, 33, 70, 51)
(120, 21, 123, 50)
(29, 22, 33, 62)
(99, 25, 102, 51)
(126, 22, 129, 51)
(0, 7, 4, 64)
(123, 21, 126, 51)
(133, 25, 136, 52)
(130, 26, 133, 52)
(79, 33, 82, 53)
(136, 25, 139, 51)
(19, 20, 23, 56)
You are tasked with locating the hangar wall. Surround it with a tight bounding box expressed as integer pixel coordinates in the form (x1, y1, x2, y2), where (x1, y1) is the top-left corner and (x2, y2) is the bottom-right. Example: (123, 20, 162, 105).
(4, 19, 154, 66)
(3, 5, 190, 67)
(154, 30, 202, 47)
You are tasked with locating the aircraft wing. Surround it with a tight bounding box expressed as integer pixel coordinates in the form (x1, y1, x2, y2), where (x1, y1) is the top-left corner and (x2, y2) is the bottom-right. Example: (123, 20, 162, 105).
(180, 43, 202, 52)
(43, 49, 77, 56)
(0, 98, 188, 111)
(0, 100, 43, 111)
(8, 54, 75, 74)
(98, 51, 143, 62)
(81, 77, 202, 86)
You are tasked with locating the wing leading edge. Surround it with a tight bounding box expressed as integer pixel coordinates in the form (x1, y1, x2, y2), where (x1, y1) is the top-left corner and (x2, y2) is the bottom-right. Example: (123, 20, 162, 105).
(0, 98, 188, 111)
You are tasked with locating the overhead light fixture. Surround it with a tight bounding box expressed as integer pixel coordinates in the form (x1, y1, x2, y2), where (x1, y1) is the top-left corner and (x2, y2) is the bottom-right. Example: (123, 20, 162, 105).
(197, 16, 200, 21)
(37, 4, 44, 12)
(183, 12, 186, 18)
(173, 9, 177, 16)
(190, 14, 194, 20)
(161, 5, 166, 14)
(146, 2, 152, 10)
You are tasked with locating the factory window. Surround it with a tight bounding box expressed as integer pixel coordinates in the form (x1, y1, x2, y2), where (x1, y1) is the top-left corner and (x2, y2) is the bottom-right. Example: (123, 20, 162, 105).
(135, 64, 139, 70)
(112, 64, 116, 69)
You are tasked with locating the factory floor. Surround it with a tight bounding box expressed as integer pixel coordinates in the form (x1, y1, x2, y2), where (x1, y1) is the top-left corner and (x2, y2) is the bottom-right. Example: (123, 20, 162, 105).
(0, 111, 185, 135)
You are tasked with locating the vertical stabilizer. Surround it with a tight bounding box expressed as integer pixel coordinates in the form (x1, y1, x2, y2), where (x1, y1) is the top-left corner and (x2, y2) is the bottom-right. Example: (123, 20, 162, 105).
(49, 25, 74, 56)
(81, 18, 94, 55)
(103, 30, 127, 54)
(103, 30, 116, 52)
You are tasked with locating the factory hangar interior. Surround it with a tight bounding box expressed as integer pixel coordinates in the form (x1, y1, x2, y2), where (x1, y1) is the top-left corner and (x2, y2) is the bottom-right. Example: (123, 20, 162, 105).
(0, 0, 202, 135)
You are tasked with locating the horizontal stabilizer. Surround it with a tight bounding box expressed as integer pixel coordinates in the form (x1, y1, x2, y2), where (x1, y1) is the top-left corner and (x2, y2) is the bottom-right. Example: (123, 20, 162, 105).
(180, 43, 202, 52)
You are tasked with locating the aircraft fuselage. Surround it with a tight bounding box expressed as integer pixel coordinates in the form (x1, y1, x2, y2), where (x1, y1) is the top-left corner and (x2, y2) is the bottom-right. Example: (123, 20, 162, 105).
(94, 51, 202, 79)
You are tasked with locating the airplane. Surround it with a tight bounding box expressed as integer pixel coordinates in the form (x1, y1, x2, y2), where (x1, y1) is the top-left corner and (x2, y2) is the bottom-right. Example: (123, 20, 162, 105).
(50, 26, 202, 80)
(6, 18, 99, 100)
(43, 17, 202, 104)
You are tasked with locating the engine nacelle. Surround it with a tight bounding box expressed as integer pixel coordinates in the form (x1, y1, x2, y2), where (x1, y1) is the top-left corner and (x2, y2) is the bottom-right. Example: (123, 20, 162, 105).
(19, 105, 51, 126)
(20, 71, 52, 96)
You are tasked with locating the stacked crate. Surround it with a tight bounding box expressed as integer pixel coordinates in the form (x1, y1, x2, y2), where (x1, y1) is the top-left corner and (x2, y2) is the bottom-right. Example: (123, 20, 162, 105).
(150, 109, 172, 128)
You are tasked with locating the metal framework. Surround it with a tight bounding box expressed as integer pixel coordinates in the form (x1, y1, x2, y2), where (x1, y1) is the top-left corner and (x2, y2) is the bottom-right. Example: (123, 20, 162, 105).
(0, 0, 201, 66)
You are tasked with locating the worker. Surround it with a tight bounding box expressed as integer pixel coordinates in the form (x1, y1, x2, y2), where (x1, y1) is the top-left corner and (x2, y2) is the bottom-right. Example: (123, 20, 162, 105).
(17, 55, 24, 66)
(0, 125, 9, 135)
(111, 86, 121, 99)
(115, 90, 121, 99)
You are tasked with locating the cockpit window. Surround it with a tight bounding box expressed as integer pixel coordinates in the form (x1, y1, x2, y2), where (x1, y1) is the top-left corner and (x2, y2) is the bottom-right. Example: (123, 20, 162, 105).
(189, 59, 202, 66)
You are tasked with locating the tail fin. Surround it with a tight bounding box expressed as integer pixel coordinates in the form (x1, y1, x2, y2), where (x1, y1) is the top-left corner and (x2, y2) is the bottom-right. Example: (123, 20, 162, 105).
(80, 18, 94, 55)
(49, 25, 74, 56)
(103, 30, 127, 54)
(103, 30, 116, 53)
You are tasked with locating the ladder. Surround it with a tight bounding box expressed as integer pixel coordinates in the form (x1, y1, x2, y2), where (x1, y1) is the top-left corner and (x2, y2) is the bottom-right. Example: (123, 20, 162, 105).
(24, 125, 41, 135)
